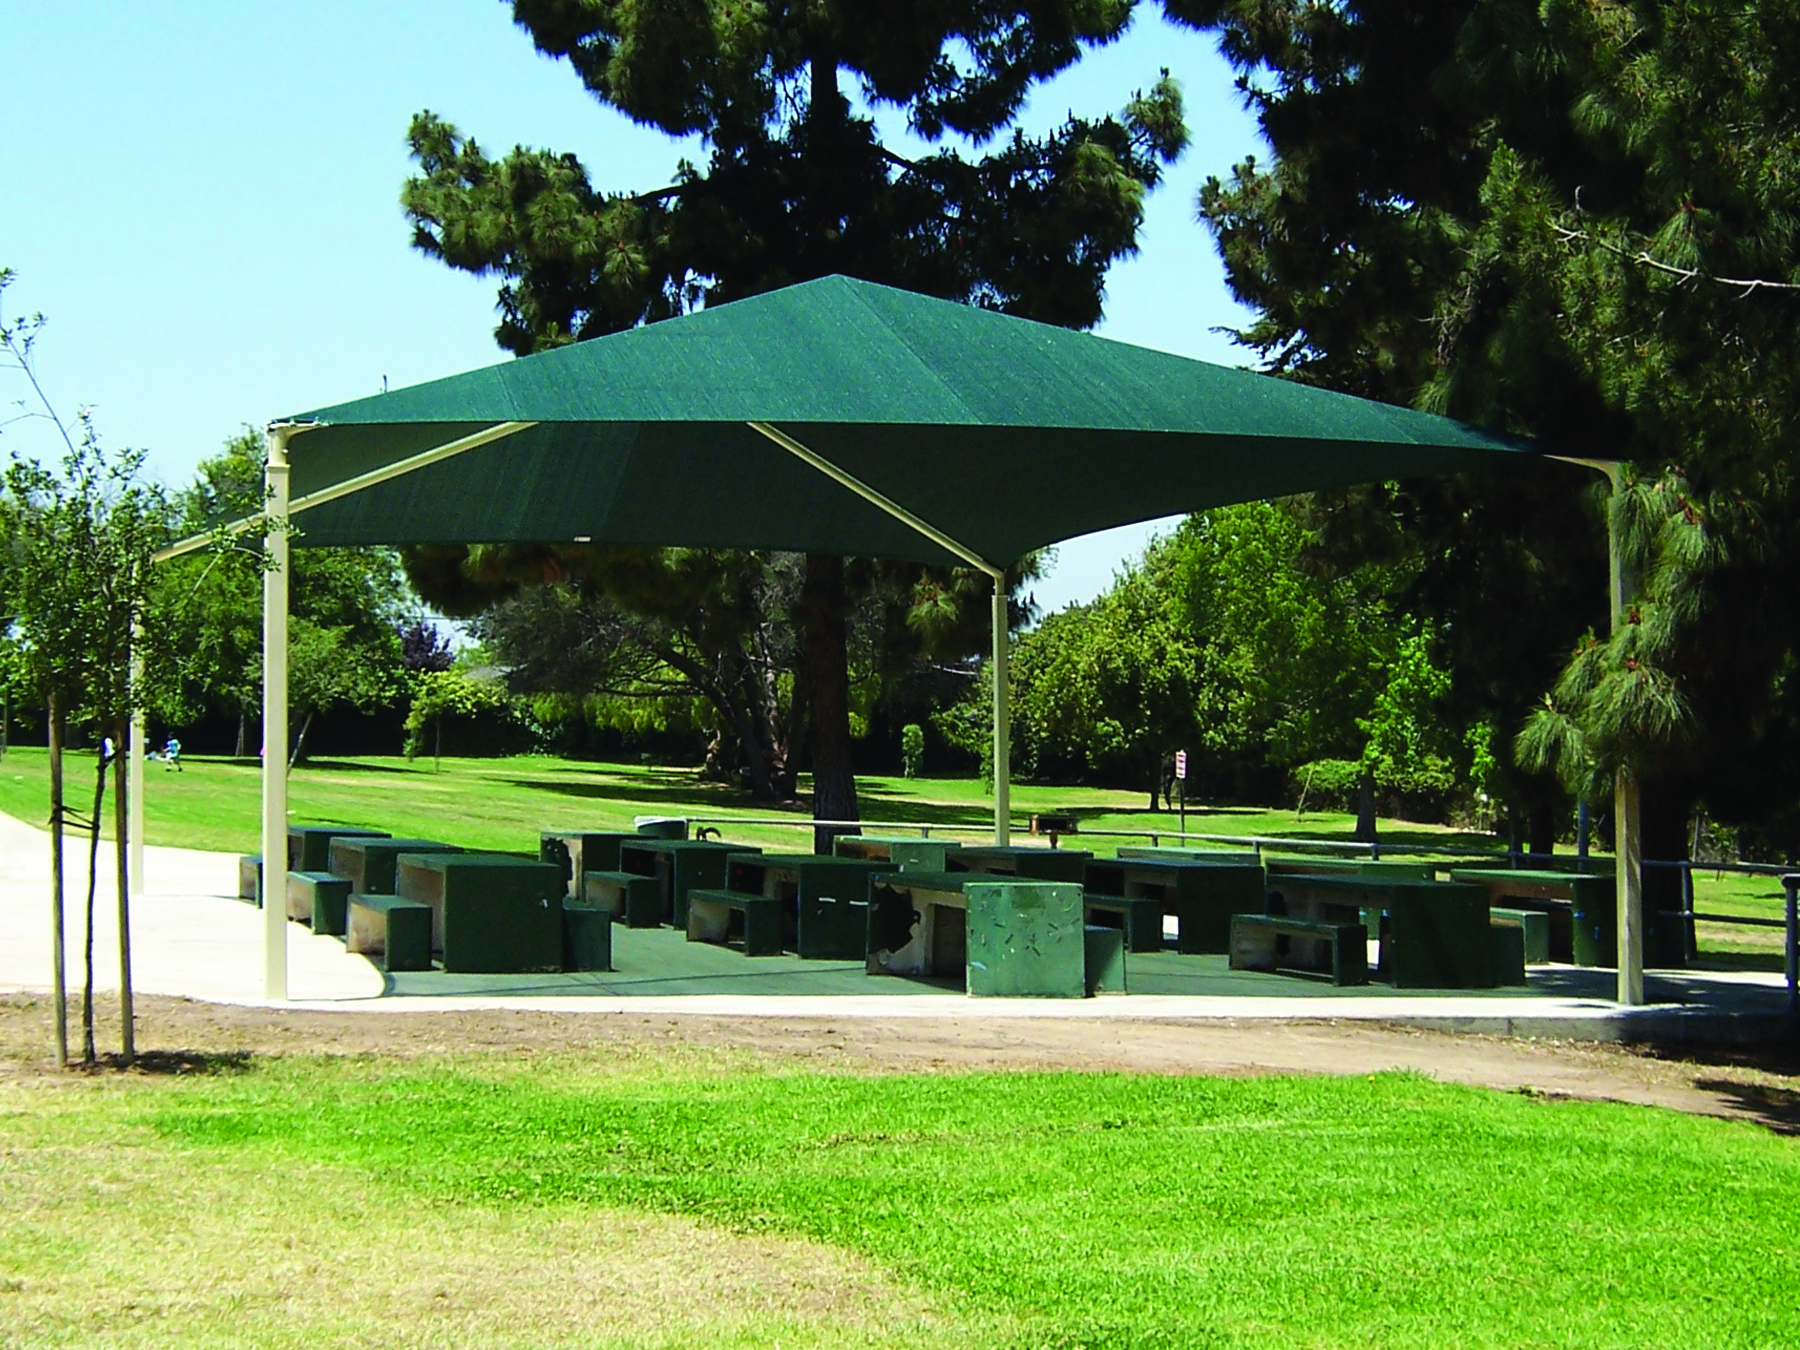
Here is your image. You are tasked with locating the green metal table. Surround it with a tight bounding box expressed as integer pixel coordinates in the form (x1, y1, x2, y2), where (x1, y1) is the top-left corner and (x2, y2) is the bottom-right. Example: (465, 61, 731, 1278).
(1083, 856, 1265, 955)
(616, 838, 757, 928)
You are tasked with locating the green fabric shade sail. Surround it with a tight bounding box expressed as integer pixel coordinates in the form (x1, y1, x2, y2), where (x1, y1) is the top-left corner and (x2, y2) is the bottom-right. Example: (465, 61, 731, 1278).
(276, 274, 1544, 569)
(140, 272, 1653, 1006)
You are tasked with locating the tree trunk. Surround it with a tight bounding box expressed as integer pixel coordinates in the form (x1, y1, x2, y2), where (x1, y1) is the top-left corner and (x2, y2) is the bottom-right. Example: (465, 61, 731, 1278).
(234, 710, 247, 759)
(1527, 804, 1559, 863)
(1640, 781, 1693, 965)
(113, 717, 134, 1066)
(1352, 772, 1378, 844)
(802, 553, 858, 853)
(434, 715, 442, 773)
(47, 697, 68, 1069)
(288, 709, 314, 772)
(83, 743, 107, 1066)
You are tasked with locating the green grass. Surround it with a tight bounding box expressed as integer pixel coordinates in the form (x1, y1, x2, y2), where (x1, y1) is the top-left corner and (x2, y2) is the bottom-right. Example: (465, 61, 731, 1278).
(0, 745, 1477, 858)
(7, 1052, 1798, 1347)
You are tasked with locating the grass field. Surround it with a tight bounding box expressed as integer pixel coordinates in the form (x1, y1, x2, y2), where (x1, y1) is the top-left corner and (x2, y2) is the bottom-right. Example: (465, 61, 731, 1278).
(4, 1047, 1798, 1348)
(0, 746, 1481, 857)
(1, 745, 1783, 961)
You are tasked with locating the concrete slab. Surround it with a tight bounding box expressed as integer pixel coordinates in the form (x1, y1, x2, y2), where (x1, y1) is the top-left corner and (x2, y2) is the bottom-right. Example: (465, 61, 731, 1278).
(0, 810, 1789, 1042)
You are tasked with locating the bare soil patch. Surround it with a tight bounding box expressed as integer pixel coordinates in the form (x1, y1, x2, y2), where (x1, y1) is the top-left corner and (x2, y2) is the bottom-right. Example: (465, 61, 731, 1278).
(4, 992, 1797, 1134)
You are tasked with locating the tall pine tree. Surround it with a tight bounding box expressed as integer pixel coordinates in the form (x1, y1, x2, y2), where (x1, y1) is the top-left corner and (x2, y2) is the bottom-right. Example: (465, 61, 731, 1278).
(399, 0, 1187, 823)
(1185, 0, 1800, 910)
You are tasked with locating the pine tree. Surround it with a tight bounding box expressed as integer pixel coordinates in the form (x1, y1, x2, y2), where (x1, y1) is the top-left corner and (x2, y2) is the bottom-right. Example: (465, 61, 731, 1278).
(400, 0, 1187, 825)
(1185, 1, 1800, 898)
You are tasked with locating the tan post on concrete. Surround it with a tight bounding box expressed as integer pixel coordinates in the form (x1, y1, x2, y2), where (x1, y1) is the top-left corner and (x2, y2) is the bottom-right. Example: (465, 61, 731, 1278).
(129, 630, 146, 894)
(262, 425, 292, 1001)
(992, 577, 1011, 848)
(1605, 464, 1645, 1005)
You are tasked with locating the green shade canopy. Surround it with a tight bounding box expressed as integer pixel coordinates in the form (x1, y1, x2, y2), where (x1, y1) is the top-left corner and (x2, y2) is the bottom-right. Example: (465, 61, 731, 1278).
(278, 274, 1549, 569)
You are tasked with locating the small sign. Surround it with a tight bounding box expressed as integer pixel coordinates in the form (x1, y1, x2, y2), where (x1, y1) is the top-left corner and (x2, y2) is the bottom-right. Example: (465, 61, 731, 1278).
(1174, 750, 1187, 780)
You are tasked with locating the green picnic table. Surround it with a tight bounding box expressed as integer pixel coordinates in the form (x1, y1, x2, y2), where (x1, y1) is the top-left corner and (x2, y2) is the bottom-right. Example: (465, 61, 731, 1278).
(949, 845, 1091, 883)
(1083, 856, 1265, 954)
(714, 852, 891, 958)
(831, 835, 957, 871)
(1448, 868, 1617, 966)
(616, 837, 758, 929)
(1264, 872, 1503, 989)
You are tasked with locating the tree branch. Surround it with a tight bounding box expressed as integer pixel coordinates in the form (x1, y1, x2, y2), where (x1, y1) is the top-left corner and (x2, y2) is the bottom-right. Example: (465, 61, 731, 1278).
(1554, 223, 1800, 294)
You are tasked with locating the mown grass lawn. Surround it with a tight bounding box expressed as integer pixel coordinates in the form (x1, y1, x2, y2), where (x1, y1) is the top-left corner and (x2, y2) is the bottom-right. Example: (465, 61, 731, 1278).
(4, 1051, 1797, 1348)
(0, 746, 1480, 859)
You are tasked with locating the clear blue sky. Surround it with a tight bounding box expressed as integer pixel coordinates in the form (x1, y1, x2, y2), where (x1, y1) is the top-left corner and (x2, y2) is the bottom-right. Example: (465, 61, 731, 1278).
(3, 1, 1264, 614)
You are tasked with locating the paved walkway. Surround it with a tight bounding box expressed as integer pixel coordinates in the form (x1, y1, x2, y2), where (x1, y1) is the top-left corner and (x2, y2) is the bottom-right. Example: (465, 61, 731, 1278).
(0, 811, 1789, 1040)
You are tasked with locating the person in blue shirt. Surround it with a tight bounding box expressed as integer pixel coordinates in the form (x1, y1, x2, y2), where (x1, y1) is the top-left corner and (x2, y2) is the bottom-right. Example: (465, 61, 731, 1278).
(163, 736, 181, 772)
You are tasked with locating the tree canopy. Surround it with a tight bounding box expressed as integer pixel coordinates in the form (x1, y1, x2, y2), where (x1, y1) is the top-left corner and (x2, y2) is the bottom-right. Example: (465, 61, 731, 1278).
(1189, 0, 1800, 859)
(400, 0, 1188, 817)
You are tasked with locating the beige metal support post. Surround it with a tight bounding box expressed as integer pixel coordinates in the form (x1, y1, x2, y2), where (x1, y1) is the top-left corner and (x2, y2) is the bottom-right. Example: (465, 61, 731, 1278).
(1606, 464, 1645, 1006)
(129, 630, 145, 894)
(992, 578, 1010, 848)
(262, 426, 292, 1001)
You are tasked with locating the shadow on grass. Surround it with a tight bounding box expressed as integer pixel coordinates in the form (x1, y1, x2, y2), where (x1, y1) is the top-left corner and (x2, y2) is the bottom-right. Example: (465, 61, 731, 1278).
(1688, 950, 1786, 974)
(114, 1049, 255, 1076)
(295, 759, 419, 776)
(505, 777, 1004, 830)
(1689, 1078, 1800, 1136)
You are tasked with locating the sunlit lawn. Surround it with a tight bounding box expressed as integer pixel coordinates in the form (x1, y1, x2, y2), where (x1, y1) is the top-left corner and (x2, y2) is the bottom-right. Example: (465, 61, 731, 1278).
(4, 1046, 1797, 1349)
(0, 746, 1477, 858)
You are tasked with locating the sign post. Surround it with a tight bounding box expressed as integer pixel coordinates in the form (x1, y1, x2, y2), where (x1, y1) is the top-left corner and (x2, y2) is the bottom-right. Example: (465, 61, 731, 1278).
(1175, 750, 1187, 837)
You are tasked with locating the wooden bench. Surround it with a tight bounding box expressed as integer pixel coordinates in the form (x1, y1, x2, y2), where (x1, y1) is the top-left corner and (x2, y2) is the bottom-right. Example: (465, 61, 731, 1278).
(685, 887, 783, 956)
(1229, 914, 1369, 986)
(582, 870, 662, 927)
(1080, 893, 1164, 953)
(345, 894, 432, 972)
(287, 870, 353, 933)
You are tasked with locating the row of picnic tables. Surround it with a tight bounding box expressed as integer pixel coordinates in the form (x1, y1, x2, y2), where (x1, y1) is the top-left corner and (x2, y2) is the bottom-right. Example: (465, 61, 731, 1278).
(250, 823, 1623, 992)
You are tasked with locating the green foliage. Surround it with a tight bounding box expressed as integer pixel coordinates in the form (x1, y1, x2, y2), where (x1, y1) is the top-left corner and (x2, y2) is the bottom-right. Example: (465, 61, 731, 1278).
(1290, 759, 1361, 814)
(1187, 0, 1800, 851)
(0, 274, 172, 736)
(1010, 566, 1201, 803)
(900, 722, 924, 778)
(403, 668, 512, 764)
(153, 429, 412, 755)
(404, 7, 1186, 350)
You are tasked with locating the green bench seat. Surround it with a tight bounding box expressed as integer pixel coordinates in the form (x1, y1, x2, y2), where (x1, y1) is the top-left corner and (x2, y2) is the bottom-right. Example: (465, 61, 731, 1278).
(287, 870, 353, 934)
(1490, 919, 1528, 988)
(237, 855, 263, 907)
(1490, 906, 1551, 965)
(562, 899, 613, 971)
(345, 894, 432, 972)
(1229, 914, 1369, 986)
(1080, 893, 1164, 953)
(1084, 924, 1127, 995)
(685, 887, 783, 956)
(582, 870, 663, 927)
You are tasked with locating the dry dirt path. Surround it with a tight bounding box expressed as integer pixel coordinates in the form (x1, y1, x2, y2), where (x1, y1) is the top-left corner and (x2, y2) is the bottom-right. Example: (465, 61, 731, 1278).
(5, 992, 1797, 1135)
